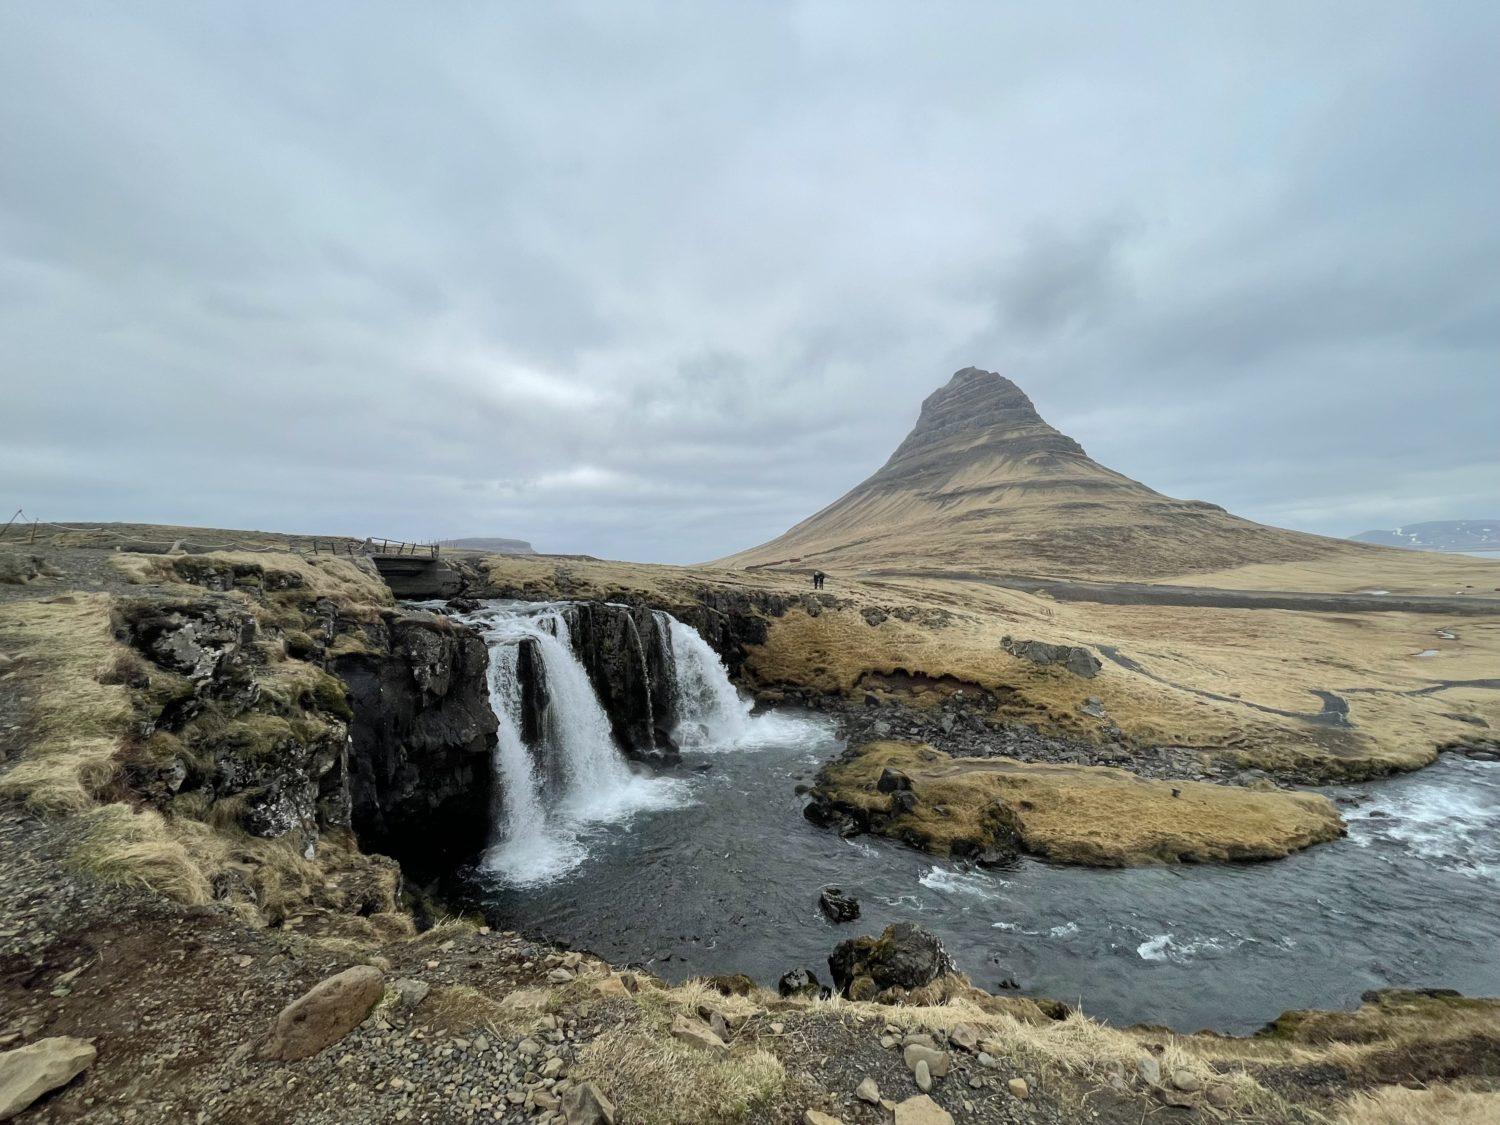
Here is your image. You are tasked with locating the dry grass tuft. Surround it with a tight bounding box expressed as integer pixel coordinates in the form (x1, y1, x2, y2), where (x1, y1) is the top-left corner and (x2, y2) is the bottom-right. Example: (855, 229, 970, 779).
(0, 594, 133, 811)
(1336, 1084, 1500, 1124)
(69, 803, 217, 904)
(576, 1022, 784, 1125)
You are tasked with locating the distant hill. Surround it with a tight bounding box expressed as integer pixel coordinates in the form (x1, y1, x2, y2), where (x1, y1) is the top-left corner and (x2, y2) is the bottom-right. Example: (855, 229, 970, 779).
(716, 366, 1371, 580)
(1352, 520, 1500, 553)
(439, 537, 535, 554)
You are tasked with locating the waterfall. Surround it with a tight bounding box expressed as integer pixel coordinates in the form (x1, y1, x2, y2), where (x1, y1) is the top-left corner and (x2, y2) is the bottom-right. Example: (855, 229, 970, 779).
(464, 603, 686, 886)
(667, 617, 753, 750)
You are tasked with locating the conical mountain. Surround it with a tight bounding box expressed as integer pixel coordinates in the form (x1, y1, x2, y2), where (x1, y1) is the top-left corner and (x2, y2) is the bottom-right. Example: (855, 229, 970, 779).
(717, 367, 1353, 579)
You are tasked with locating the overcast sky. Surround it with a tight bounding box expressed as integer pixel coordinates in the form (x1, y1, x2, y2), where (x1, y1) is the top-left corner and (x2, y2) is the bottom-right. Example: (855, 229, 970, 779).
(3, 3, 1496, 562)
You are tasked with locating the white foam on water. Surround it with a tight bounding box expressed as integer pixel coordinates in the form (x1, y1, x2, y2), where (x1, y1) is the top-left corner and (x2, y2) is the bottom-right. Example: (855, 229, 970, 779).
(1347, 761, 1500, 882)
(1135, 931, 1239, 962)
(919, 866, 1003, 897)
(1049, 922, 1080, 938)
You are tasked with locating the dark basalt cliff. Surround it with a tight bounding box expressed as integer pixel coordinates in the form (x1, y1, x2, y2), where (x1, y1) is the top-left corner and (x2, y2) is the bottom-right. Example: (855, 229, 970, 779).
(332, 612, 497, 875)
(563, 602, 679, 763)
(107, 556, 503, 893)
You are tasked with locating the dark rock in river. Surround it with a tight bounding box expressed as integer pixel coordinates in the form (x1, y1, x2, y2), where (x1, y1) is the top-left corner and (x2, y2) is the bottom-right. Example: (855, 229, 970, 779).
(819, 887, 861, 923)
(829, 922, 956, 998)
(333, 610, 497, 874)
(777, 967, 822, 997)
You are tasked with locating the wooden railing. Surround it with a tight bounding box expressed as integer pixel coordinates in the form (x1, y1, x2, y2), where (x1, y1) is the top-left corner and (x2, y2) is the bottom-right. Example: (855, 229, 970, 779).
(302, 537, 439, 558)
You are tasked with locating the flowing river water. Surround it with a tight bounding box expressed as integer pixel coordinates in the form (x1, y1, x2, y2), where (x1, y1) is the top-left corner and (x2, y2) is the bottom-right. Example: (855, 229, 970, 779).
(454, 601, 1500, 1035)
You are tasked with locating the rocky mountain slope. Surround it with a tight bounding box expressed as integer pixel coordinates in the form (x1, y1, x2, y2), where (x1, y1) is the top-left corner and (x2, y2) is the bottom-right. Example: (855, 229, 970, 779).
(718, 367, 1371, 580)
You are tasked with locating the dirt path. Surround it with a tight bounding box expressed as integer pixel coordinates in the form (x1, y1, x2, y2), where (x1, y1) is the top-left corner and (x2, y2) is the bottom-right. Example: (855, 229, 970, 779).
(868, 569, 1500, 616)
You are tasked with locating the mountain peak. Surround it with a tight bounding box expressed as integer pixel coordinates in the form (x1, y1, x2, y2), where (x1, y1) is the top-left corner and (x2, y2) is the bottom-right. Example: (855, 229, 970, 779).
(717, 363, 1348, 578)
(873, 367, 1086, 491)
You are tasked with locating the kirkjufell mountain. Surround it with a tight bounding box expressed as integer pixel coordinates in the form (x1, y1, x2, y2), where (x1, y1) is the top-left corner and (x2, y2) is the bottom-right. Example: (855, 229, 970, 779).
(719, 367, 1361, 579)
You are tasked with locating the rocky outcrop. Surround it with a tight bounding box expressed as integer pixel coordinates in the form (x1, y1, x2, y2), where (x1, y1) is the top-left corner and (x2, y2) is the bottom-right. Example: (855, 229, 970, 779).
(565, 603, 678, 762)
(332, 611, 497, 873)
(829, 923, 956, 1000)
(116, 597, 354, 851)
(1001, 636, 1102, 678)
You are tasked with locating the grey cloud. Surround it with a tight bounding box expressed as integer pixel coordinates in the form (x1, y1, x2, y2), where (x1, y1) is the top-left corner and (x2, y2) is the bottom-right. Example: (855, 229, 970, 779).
(2, 2, 1497, 561)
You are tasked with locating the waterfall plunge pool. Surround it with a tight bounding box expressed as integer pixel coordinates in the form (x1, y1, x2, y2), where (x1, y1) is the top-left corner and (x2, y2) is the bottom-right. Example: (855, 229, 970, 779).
(447, 600, 1500, 1035)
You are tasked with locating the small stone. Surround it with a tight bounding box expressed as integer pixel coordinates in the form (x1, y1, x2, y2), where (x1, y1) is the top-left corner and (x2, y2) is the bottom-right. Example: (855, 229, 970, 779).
(892, 1095, 954, 1125)
(561, 1080, 616, 1125)
(1136, 1054, 1161, 1087)
(856, 1077, 880, 1104)
(541, 1057, 564, 1078)
(902, 1044, 950, 1079)
(1205, 1084, 1233, 1108)
(591, 975, 630, 1000)
(1171, 1069, 1202, 1093)
(947, 1023, 979, 1052)
(913, 1059, 932, 1092)
(548, 968, 575, 984)
(1007, 1077, 1029, 1099)
(0, 1037, 97, 1120)
(804, 1111, 843, 1125)
(669, 1015, 728, 1056)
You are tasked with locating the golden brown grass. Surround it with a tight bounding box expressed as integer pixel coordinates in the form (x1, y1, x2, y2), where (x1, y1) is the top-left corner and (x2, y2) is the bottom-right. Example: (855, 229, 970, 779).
(1336, 1085, 1500, 1125)
(111, 550, 392, 616)
(478, 552, 1500, 782)
(820, 741, 1345, 865)
(0, 594, 133, 811)
(574, 1000, 785, 1125)
(68, 803, 218, 904)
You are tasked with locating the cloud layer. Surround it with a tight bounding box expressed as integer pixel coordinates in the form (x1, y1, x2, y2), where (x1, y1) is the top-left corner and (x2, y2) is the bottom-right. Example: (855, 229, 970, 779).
(3, 2, 1496, 561)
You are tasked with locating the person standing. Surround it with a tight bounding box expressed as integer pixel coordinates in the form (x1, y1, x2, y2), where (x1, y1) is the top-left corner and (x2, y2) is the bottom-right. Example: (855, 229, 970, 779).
(812, 569, 826, 590)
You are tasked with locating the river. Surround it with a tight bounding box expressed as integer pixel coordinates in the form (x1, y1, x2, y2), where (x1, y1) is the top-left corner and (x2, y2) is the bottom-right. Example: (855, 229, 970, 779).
(455, 601, 1500, 1034)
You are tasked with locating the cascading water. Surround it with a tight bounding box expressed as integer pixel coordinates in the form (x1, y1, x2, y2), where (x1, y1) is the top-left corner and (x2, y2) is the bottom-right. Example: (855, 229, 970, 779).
(667, 618, 754, 750)
(465, 603, 688, 885)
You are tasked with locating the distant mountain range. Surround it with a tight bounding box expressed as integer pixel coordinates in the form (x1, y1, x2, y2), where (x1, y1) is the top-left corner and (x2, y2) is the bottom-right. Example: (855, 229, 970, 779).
(717, 366, 1364, 580)
(439, 537, 535, 554)
(1352, 520, 1500, 553)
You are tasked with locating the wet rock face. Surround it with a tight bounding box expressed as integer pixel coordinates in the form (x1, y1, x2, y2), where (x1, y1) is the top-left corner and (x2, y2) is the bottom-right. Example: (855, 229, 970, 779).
(565, 603, 679, 763)
(333, 612, 497, 874)
(829, 922, 956, 1000)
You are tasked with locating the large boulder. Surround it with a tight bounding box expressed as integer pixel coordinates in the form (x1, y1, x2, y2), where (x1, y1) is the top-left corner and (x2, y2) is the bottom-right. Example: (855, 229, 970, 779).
(829, 923, 955, 998)
(261, 965, 385, 1061)
(1002, 636, 1101, 678)
(0, 1037, 96, 1120)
